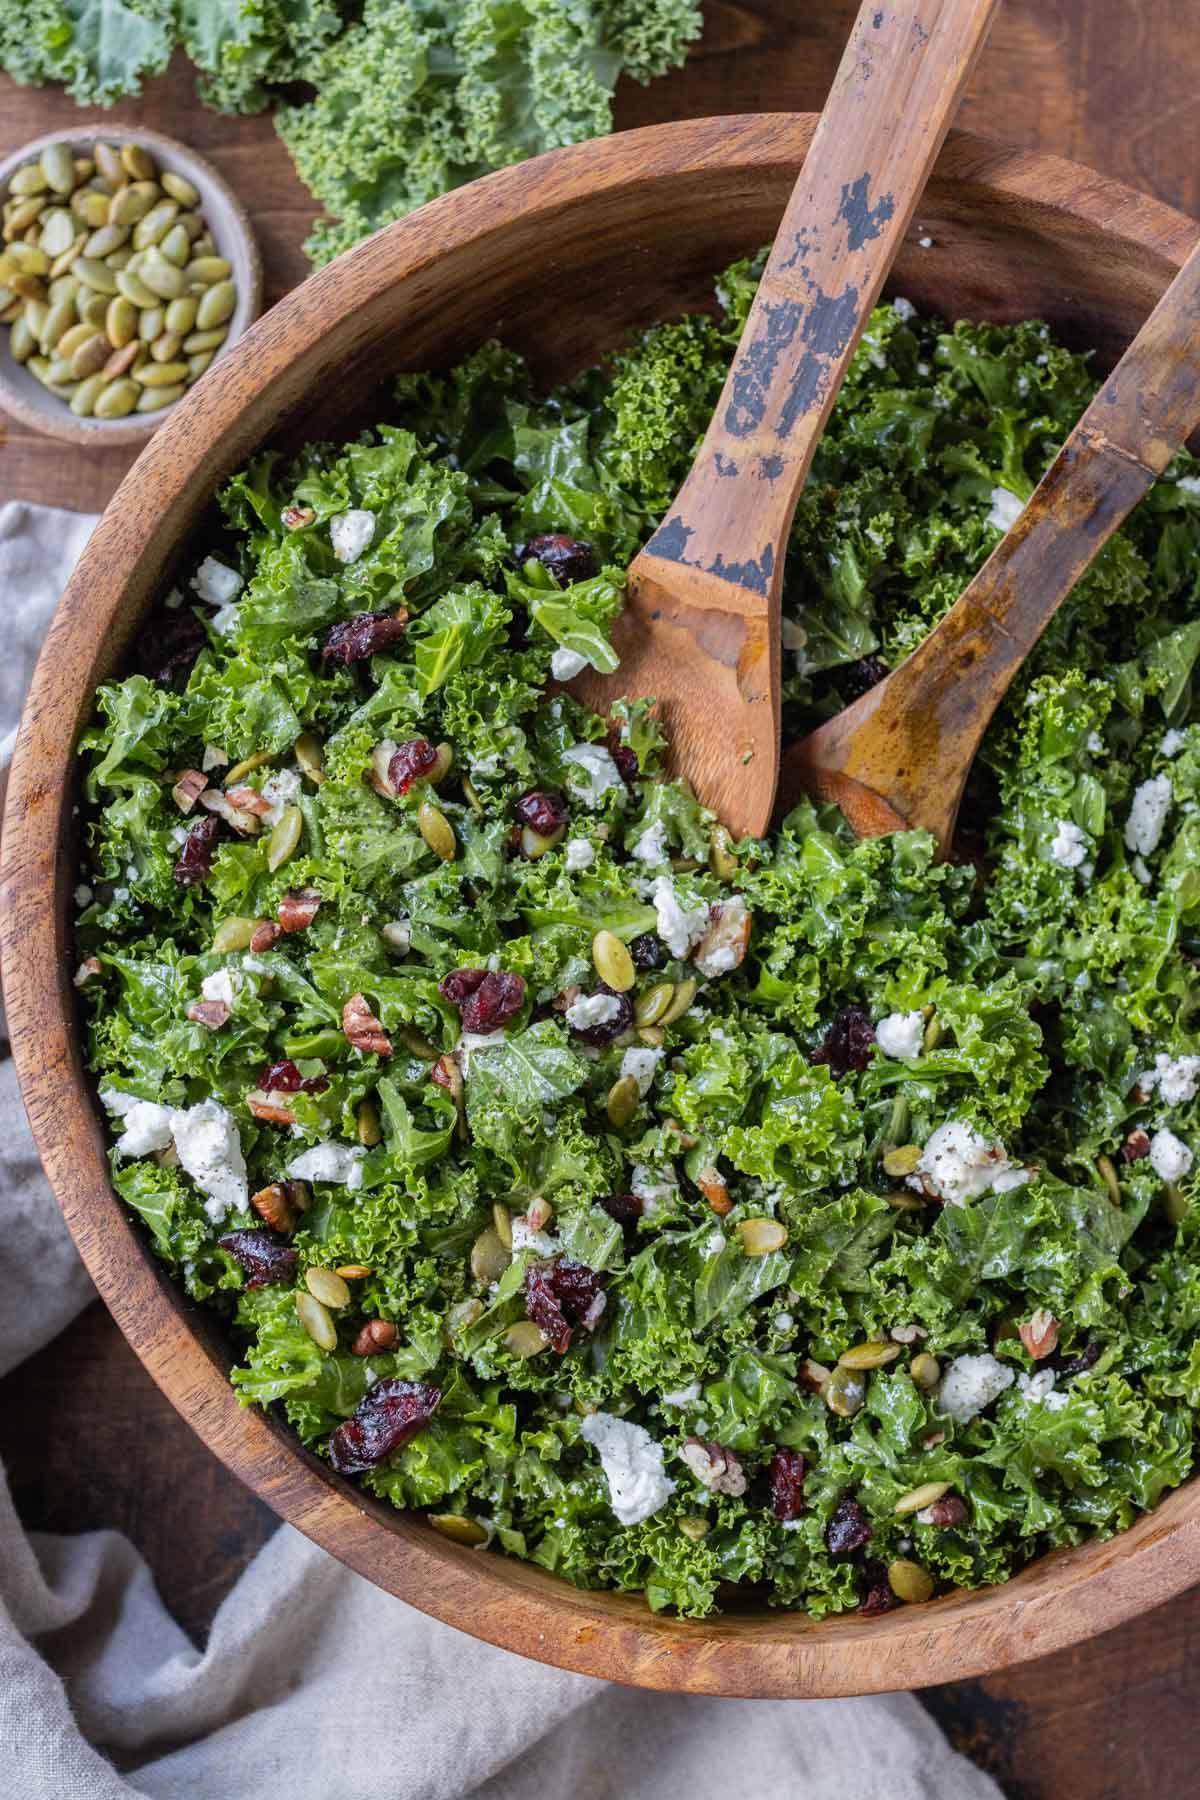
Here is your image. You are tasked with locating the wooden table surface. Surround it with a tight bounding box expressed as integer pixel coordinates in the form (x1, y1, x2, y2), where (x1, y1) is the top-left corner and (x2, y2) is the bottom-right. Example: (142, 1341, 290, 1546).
(3, 4, 1199, 1793)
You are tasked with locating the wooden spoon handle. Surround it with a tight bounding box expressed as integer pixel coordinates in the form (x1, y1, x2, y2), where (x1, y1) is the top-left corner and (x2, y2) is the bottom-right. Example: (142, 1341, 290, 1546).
(640, 0, 999, 602)
(780, 234, 1200, 840)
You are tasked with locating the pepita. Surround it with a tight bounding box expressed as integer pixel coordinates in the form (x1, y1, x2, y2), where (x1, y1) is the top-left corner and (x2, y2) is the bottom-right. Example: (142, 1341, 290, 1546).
(592, 928, 635, 992)
(418, 799, 456, 862)
(637, 1025, 666, 1047)
(736, 1217, 788, 1256)
(881, 1143, 922, 1177)
(182, 325, 228, 353)
(133, 199, 180, 249)
(151, 330, 183, 363)
(606, 1073, 640, 1128)
(109, 183, 157, 227)
(335, 1265, 372, 1280)
(161, 170, 200, 207)
(357, 1095, 382, 1147)
(887, 1558, 935, 1604)
(633, 981, 674, 1027)
(83, 222, 129, 260)
(71, 255, 118, 294)
(211, 915, 258, 954)
(660, 977, 698, 1026)
(138, 257, 185, 300)
(10, 164, 48, 197)
(41, 142, 77, 195)
(678, 1516, 711, 1542)
(69, 371, 106, 416)
(39, 209, 77, 258)
(295, 732, 326, 784)
(492, 1204, 513, 1250)
(470, 1226, 510, 1285)
(196, 277, 235, 329)
(93, 143, 127, 189)
(117, 269, 158, 308)
(505, 1321, 550, 1360)
(158, 222, 192, 267)
(94, 377, 138, 418)
(68, 332, 110, 379)
(105, 294, 136, 346)
(910, 1352, 941, 1390)
(824, 1363, 866, 1417)
(894, 1480, 951, 1516)
(165, 293, 198, 336)
(429, 1513, 489, 1546)
(266, 804, 303, 871)
(120, 142, 156, 182)
(838, 1340, 902, 1371)
(186, 254, 232, 284)
(295, 1291, 337, 1352)
(132, 358, 188, 386)
(306, 1266, 351, 1309)
(708, 824, 737, 880)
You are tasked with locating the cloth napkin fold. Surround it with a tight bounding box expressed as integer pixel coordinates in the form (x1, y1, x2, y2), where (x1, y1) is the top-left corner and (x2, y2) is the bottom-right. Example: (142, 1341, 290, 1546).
(0, 500, 1001, 1800)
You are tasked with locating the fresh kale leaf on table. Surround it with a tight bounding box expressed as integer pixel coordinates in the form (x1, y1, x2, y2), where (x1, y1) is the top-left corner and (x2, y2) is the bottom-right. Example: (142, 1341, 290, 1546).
(0, 0, 703, 264)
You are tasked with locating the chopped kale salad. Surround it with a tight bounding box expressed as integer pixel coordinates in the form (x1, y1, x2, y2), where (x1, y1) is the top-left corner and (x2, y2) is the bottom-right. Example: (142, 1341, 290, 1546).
(75, 257, 1200, 1620)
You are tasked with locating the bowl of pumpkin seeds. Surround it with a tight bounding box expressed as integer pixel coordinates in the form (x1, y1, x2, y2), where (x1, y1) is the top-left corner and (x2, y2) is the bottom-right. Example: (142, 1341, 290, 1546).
(0, 126, 261, 446)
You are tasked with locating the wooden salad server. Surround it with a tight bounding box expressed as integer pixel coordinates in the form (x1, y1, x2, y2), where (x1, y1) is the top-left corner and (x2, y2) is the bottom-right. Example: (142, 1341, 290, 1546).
(779, 235, 1200, 855)
(572, 0, 1000, 839)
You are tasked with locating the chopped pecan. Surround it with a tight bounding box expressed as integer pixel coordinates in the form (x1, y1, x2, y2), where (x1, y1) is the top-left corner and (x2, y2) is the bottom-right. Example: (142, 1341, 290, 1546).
(678, 1436, 747, 1497)
(697, 1166, 732, 1215)
(797, 1357, 832, 1394)
(73, 956, 102, 988)
(1018, 1308, 1059, 1360)
(278, 887, 322, 933)
(186, 999, 230, 1030)
(245, 1089, 297, 1125)
(282, 504, 315, 530)
(890, 1323, 928, 1344)
(552, 984, 582, 1013)
(918, 1494, 968, 1528)
(171, 768, 207, 813)
(250, 920, 284, 952)
(224, 784, 273, 817)
(692, 900, 751, 979)
(200, 788, 260, 837)
(430, 1052, 466, 1137)
(1121, 1128, 1151, 1163)
(250, 1179, 311, 1234)
(351, 1319, 400, 1356)
(343, 992, 392, 1057)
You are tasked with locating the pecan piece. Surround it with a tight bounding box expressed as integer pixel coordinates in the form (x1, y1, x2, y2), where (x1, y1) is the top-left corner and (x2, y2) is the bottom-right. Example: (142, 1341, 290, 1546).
(1121, 1128, 1151, 1163)
(697, 1166, 732, 1215)
(199, 788, 260, 837)
(186, 999, 230, 1031)
(430, 1052, 466, 1137)
(250, 920, 284, 952)
(250, 1179, 311, 1234)
(351, 1319, 399, 1356)
(171, 768, 207, 813)
(245, 1090, 297, 1125)
(224, 784, 273, 817)
(278, 887, 322, 933)
(1018, 1308, 1059, 1360)
(282, 504, 315, 530)
(74, 956, 102, 988)
(692, 900, 751, 980)
(678, 1436, 747, 1497)
(343, 992, 392, 1058)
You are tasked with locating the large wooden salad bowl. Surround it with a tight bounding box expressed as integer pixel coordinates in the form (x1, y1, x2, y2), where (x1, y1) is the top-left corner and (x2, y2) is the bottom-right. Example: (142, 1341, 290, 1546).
(4, 118, 1200, 1696)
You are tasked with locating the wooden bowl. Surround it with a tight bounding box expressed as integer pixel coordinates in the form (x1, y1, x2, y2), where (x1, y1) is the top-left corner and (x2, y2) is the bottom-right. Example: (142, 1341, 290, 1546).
(0, 125, 262, 449)
(4, 118, 1200, 1697)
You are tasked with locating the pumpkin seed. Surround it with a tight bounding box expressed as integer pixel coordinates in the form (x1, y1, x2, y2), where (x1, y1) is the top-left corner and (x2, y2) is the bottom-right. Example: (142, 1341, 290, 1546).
(133, 200, 179, 249)
(69, 372, 106, 416)
(116, 268, 158, 308)
(159, 222, 191, 267)
(395, 1025, 440, 1061)
(56, 320, 93, 358)
(39, 209, 77, 258)
(75, 189, 111, 228)
(357, 1095, 382, 1148)
(151, 330, 182, 363)
(9, 272, 45, 303)
(659, 977, 697, 1026)
(838, 1340, 902, 1371)
(109, 182, 157, 227)
(121, 142, 156, 182)
(910, 1352, 941, 1391)
(428, 741, 454, 784)
(492, 1204, 513, 1250)
(132, 358, 188, 385)
(888, 1558, 935, 1604)
(186, 254, 232, 284)
(39, 294, 76, 349)
(76, 290, 108, 326)
(295, 1291, 337, 1351)
(634, 982, 674, 1026)
(266, 804, 302, 870)
(93, 143, 126, 188)
(161, 169, 200, 207)
(736, 1217, 788, 1255)
(82, 222, 129, 260)
(825, 1363, 866, 1417)
(182, 325, 228, 353)
(102, 341, 140, 381)
(138, 304, 164, 341)
(894, 1480, 951, 1517)
(50, 236, 86, 278)
(886, 1189, 925, 1212)
(606, 1073, 640, 1128)
(1096, 1152, 1121, 1208)
(23, 298, 48, 339)
(294, 731, 326, 784)
(429, 1512, 489, 1546)
(68, 331, 110, 378)
(105, 294, 136, 346)
(1165, 1181, 1189, 1225)
(504, 1321, 550, 1360)
(196, 277, 235, 328)
(41, 142, 76, 195)
(592, 928, 635, 992)
(71, 256, 117, 294)
(138, 256, 184, 299)
(4, 198, 46, 241)
(881, 1143, 922, 1177)
(165, 293, 198, 336)
(73, 155, 95, 180)
(94, 377, 139, 418)
(335, 1265, 372, 1280)
(708, 824, 737, 880)
(45, 356, 73, 384)
(418, 799, 456, 862)
(9, 315, 34, 361)
(306, 1266, 351, 1309)
(637, 1025, 666, 1047)
(470, 1226, 510, 1285)
(211, 915, 258, 954)
(678, 1516, 711, 1542)
(10, 164, 48, 197)
(520, 824, 564, 858)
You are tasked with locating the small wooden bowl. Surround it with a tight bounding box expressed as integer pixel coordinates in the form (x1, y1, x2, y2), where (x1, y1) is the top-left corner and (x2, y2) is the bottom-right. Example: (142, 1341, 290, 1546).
(0, 125, 261, 448)
(4, 119, 1200, 1697)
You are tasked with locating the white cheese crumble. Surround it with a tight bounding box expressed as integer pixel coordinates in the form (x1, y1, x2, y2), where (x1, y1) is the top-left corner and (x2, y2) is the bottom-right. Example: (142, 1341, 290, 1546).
(113, 1099, 175, 1158)
(909, 1120, 1031, 1206)
(620, 1045, 663, 1096)
(1138, 1053, 1200, 1108)
(631, 820, 669, 866)
(200, 969, 241, 1007)
(651, 874, 708, 958)
(511, 1217, 558, 1257)
(1049, 820, 1088, 870)
(561, 742, 625, 808)
(564, 992, 623, 1030)
(1125, 774, 1172, 857)
(1017, 1369, 1065, 1409)
(892, 295, 917, 321)
(190, 556, 242, 607)
(986, 487, 1025, 533)
(1175, 474, 1200, 495)
(171, 1100, 249, 1223)
(564, 837, 595, 872)
(937, 1353, 1015, 1424)
(74, 883, 93, 908)
(259, 768, 301, 826)
(550, 646, 589, 682)
(874, 1010, 924, 1063)
(286, 1141, 366, 1191)
(330, 508, 376, 563)
(630, 1163, 679, 1216)
(1149, 1128, 1193, 1181)
(1160, 728, 1187, 758)
(660, 1382, 702, 1408)
(579, 1412, 675, 1526)
(382, 920, 411, 953)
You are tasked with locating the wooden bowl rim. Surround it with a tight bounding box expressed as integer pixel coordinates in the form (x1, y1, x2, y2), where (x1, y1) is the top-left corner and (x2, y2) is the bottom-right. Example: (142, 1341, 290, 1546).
(0, 123, 263, 449)
(4, 115, 1200, 1697)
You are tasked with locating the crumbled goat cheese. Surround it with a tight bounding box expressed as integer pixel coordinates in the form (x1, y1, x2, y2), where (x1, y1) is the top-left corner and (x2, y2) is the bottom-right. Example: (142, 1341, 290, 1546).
(874, 1010, 924, 1063)
(909, 1120, 1030, 1205)
(660, 1382, 702, 1407)
(1149, 1128, 1193, 1181)
(561, 743, 625, 808)
(1161, 728, 1187, 758)
(550, 646, 589, 682)
(565, 992, 623, 1030)
(892, 296, 917, 320)
(190, 557, 242, 608)
(200, 969, 241, 1007)
(1175, 475, 1200, 495)
(1086, 731, 1104, 754)
(631, 820, 669, 865)
(651, 875, 708, 958)
(330, 508, 376, 564)
(210, 603, 241, 636)
(286, 1141, 365, 1191)
(937, 1353, 1015, 1424)
(986, 486, 1025, 532)
(74, 883, 93, 908)
(630, 1164, 679, 1216)
(171, 1100, 248, 1223)
(511, 1217, 558, 1257)
(1132, 855, 1153, 886)
(259, 768, 301, 826)
(1138, 1053, 1200, 1107)
(1049, 819, 1088, 869)
(774, 1311, 794, 1332)
(579, 1412, 675, 1526)
(620, 1046, 664, 1096)
(564, 837, 595, 872)
(112, 1099, 175, 1158)
(1017, 1369, 1063, 1408)
(382, 920, 411, 953)
(1125, 774, 1172, 856)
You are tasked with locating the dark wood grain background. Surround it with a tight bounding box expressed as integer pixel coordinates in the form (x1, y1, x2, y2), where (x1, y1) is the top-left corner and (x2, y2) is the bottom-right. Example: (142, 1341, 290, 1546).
(3, 3, 1199, 1793)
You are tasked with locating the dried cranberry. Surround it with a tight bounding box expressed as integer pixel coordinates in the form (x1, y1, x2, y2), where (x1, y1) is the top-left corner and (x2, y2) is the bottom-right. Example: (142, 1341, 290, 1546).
(600, 1191, 644, 1230)
(327, 1378, 441, 1475)
(858, 1560, 898, 1615)
(1057, 1341, 1101, 1378)
(611, 743, 639, 782)
(841, 654, 888, 702)
(439, 967, 526, 1035)
(137, 610, 207, 686)
(258, 1060, 328, 1095)
(321, 610, 408, 666)
(524, 1256, 606, 1354)
(825, 1495, 873, 1557)
(217, 1228, 299, 1288)
(769, 1448, 807, 1522)
(629, 933, 665, 972)
(514, 790, 569, 836)
(810, 1007, 876, 1079)
(568, 983, 634, 1047)
(388, 738, 439, 795)
(173, 813, 220, 885)
(517, 533, 595, 586)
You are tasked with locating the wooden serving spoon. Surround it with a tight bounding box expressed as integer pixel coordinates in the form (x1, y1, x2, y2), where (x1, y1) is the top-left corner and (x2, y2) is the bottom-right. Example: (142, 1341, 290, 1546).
(778, 235, 1200, 854)
(571, 0, 1000, 840)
